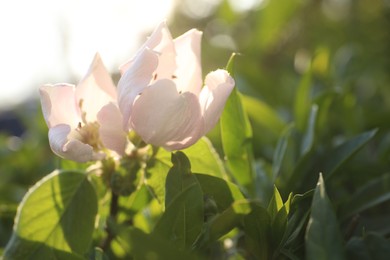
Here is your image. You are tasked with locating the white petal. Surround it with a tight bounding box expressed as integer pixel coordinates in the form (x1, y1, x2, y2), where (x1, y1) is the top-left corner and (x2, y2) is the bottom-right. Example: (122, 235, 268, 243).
(130, 79, 204, 150)
(173, 29, 203, 94)
(48, 124, 104, 162)
(199, 69, 235, 133)
(117, 48, 159, 129)
(75, 53, 117, 122)
(39, 84, 80, 128)
(97, 103, 127, 156)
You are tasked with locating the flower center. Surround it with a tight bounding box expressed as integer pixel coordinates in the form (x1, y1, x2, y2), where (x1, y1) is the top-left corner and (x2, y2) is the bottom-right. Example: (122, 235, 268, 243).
(71, 121, 102, 151)
(70, 98, 102, 151)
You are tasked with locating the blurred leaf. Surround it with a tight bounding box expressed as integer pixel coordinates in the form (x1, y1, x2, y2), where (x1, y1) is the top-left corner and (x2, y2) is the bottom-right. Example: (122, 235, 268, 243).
(305, 174, 344, 260)
(3, 170, 97, 259)
(117, 227, 198, 260)
(194, 173, 244, 213)
(340, 173, 390, 220)
(256, 0, 303, 50)
(294, 68, 312, 132)
(183, 137, 227, 179)
(301, 104, 318, 156)
(323, 129, 378, 179)
(154, 181, 203, 250)
(346, 233, 390, 260)
(220, 53, 255, 194)
(272, 124, 294, 181)
(241, 94, 286, 136)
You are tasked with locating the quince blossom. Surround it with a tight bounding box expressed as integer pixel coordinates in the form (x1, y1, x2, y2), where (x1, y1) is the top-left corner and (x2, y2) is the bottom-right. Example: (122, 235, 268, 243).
(39, 54, 127, 162)
(118, 21, 235, 150)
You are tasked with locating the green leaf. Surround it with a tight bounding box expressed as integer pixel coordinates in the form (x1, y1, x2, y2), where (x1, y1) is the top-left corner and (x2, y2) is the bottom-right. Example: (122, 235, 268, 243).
(183, 137, 227, 179)
(153, 182, 203, 250)
(241, 94, 286, 136)
(165, 152, 199, 207)
(255, 0, 303, 50)
(305, 174, 344, 260)
(220, 53, 254, 194)
(146, 138, 227, 206)
(242, 204, 271, 260)
(194, 173, 245, 213)
(294, 65, 312, 132)
(267, 186, 284, 219)
(272, 124, 294, 181)
(144, 148, 171, 206)
(116, 227, 198, 260)
(340, 173, 390, 220)
(323, 129, 377, 179)
(198, 199, 253, 245)
(4, 170, 97, 259)
(346, 233, 390, 260)
(300, 104, 318, 156)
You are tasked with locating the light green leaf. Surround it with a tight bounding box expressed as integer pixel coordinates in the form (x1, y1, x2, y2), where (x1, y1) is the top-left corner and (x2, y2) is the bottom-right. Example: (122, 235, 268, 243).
(340, 173, 390, 220)
(255, 0, 303, 50)
(305, 174, 344, 260)
(241, 94, 286, 136)
(4, 170, 97, 259)
(267, 186, 284, 219)
(220, 53, 254, 194)
(294, 68, 312, 132)
(183, 137, 227, 179)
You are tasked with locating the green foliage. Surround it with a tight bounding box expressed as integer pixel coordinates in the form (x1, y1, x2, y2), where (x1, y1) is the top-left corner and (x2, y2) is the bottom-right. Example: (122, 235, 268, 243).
(305, 174, 344, 260)
(3, 170, 97, 259)
(2, 0, 390, 259)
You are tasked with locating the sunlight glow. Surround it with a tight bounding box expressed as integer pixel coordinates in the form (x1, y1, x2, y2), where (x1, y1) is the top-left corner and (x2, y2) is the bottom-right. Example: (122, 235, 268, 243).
(0, 0, 174, 109)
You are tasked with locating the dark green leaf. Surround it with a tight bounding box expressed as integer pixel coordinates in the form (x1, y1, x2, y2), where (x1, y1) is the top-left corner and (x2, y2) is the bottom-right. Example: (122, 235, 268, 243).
(323, 129, 377, 179)
(346, 233, 390, 260)
(272, 124, 294, 181)
(242, 204, 271, 260)
(305, 174, 344, 260)
(117, 227, 199, 260)
(300, 104, 318, 156)
(4, 170, 97, 259)
(153, 182, 203, 250)
(340, 173, 390, 220)
(194, 173, 244, 213)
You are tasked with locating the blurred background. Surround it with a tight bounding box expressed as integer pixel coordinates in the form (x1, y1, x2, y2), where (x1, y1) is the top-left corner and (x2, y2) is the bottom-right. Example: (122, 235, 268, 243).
(1, 0, 390, 250)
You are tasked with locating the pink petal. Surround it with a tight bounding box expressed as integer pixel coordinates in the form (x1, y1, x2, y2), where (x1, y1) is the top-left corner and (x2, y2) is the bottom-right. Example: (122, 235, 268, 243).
(117, 48, 159, 129)
(120, 21, 176, 80)
(97, 103, 127, 156)
(199, 69, 235, 133)
(75, 53, 117, 122)
(130, 79, 204, 150)
(39, 84, 80, 128)
(173, 29, 203, 94)
(48, 124, 104, 162)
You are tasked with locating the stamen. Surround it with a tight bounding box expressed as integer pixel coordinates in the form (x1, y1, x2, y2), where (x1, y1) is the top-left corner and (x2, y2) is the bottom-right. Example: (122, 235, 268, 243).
(172, 75, 177, 79)
(153, 73, 158, 80)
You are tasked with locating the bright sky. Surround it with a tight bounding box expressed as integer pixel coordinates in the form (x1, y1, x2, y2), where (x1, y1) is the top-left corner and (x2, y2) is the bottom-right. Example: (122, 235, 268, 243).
(0, 0, 174, 109)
